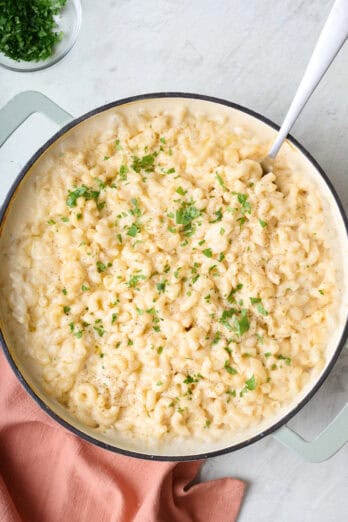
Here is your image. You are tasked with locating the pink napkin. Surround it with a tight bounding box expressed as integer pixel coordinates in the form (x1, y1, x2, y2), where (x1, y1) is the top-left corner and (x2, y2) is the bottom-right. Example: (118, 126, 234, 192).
(0, 351, 245, 522)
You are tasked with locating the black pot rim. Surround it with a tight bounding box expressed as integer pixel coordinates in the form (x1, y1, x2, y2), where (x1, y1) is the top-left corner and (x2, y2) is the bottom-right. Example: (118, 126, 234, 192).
(1, 91, 347, 461)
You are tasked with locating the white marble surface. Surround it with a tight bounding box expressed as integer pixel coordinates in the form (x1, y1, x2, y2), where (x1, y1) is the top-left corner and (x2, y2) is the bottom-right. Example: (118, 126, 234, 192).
(0, 1, 347, 520)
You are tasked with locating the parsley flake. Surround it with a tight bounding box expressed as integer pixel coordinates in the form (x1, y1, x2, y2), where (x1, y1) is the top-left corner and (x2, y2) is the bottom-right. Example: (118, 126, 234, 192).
(127, 223, 141, 237)
(224, 361, 238, 375)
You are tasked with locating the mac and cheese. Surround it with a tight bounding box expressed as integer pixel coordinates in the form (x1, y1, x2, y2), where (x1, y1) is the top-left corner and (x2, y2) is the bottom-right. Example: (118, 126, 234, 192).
(0, 104, 337, 445)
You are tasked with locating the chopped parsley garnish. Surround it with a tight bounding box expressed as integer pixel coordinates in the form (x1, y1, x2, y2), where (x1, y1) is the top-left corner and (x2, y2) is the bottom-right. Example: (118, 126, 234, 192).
(176, 186, 187, 196)
(146, 307, 161, 332)
(208, 265, 219, 276)
(219, 308, 238, 330)
(234, 309, 250, 336)
(245, 375, 256, 390)
(216, 173, 228, 191)
(127, 223, 141, 237)
(160, 137, 166, 144)
(156, 281, 166, 293)
(256, 303, 268, 316)
(224, 361, 238, 375)
(210, 208, 223, 223)
(318, 289, 324, 295)
(115, 139, 122, 150)
(227, 284, 243, 303)
(156, 380, 163, 386)
(119, 165, 128, 180)
(126, 274, 146, 288)
(132, 153, 157, 173)
(237, 216, 247, 227)
(157, 346, 163, 354)
(117, 233, 122, 244)
(62, 288, 67, 295)
(93, 319, 105, 337)
(212, 331, 221, 345)
(96, 261, 107, 273)
(250, 298, 268, 316)
(240, 375, 257, 396)
(66, 185, 100, 208)
(130, 198, 141, 217)
(204, 420, 211, 428)
(47, 219, 56, 225)
(236, 193, 251, 214)
(226, 389, 236, 397)
(182, 222, 196, 237)
(111, 313, 118, 324)
(218, 253, 225, 262)
(277, 354, 291, 365)
(63, 306, 70, 315)
(259, 219, 267, 228)
(0, 0, 67, 62)
(174, 267, 182, 278)
(202, 248, 213, 258)
(81, 285, 89, 292)
(176, 202, 200, 225)
(104, 156, 110, 161)
(256, 333, 264, 344)
(220, 227, 225, 235)
(264, 352, 272, 358)
(94, 177, 107, 190)
(183, 374, 203, 384)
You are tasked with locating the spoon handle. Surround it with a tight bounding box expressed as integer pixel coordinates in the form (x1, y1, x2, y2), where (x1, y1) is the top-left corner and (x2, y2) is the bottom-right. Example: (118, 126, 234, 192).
(268, 0, 348, 159)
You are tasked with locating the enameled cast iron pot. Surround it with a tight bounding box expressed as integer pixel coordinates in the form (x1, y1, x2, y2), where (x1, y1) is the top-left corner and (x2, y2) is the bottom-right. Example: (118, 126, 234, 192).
(0, 91, 347, 462)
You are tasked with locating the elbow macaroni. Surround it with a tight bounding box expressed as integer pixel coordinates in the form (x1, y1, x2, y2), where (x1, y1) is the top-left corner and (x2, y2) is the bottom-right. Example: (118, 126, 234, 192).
(0, 104, 338, 446)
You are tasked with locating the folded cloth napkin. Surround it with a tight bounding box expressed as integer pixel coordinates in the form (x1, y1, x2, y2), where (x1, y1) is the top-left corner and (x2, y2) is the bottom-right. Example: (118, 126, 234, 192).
(0, 351, 245, 522)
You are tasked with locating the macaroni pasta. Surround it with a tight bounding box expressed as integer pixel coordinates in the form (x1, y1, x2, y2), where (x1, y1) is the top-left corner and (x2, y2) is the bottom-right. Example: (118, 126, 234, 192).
(0, 104, 337, 445)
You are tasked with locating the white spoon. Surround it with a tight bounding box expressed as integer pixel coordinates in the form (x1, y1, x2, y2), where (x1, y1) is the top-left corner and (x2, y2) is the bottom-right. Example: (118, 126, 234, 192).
(261, 0, 348, 174)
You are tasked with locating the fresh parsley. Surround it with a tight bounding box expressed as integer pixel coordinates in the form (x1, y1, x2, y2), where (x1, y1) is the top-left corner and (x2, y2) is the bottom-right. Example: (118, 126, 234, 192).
(224, 361, 238, 375)
(126, 274, 146, 288)
(127, 223, 141, 237)
(132, 153, 157, 173)
(66, 185, 100, 208)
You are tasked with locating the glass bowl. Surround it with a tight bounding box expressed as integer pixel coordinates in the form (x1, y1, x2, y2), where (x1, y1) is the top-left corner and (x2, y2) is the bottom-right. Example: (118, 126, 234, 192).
(0, 0, 82, 72)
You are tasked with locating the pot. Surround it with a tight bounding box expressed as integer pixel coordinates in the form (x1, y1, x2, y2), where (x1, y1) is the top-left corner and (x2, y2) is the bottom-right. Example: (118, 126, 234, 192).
(0, 91, 347, 462)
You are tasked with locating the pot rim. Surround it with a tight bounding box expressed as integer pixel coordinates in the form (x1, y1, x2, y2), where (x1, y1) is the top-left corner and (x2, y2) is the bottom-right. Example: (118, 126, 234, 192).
(1, 91, 347, 461)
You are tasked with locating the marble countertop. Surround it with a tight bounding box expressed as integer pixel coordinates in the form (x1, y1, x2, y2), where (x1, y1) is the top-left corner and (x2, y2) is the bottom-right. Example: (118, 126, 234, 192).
(0, 1, 347, 520)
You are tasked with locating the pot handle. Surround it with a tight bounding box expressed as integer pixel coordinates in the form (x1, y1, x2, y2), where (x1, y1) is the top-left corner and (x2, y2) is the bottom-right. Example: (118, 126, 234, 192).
(273, 403, 348, 462)
(274, 339, 348, 462)
(0, 91, 73, 147)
